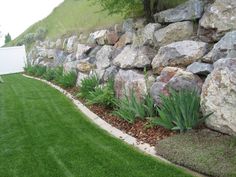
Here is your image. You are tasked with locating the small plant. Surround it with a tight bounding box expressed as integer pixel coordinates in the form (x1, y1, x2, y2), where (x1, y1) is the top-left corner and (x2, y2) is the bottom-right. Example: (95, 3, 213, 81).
(43, 69, 56, 81)
(54, 67, 64, 83)
(57, 71, 77, 88)
(153, 89, 212, 132)
(34, 66, 47, 77)
(24, 65, 35, 75)
(77, 74, 99, 99)
(143, 93, 158, 118)
(114, 90, 156, 123)
(86, 79, 116, 108)
(24, 65, 46, 77)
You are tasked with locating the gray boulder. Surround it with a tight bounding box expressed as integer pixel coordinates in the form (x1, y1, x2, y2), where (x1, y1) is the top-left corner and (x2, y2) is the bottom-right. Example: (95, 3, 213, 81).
(52, 50, 67, 67)
(154, 0, 204, 23)
(65, 53, 76, 63)
(198, 0, 236, 42)
(76, 72, 89, 87)
(166, 70, 203, 93)
(88, 30, 108, 45)
(76, 44, 92, 60)
(154, 21, 194, 48)
(152, 40, 209, 74)
(207, 31, 236, 63)
(63, 60, 79, 73)
(76, 58, 95, 74)
(201, 58, 236, 136)
(103, 66, 119, 82)
(150, 67, 203, 104)
(47, 49, 55, 59)
(66, 36, 78, 53)
(96, 45, 113, 70)
(186, 62, 213, 76)
(113, 45, 156, 69)
(114, 69, 147, 100)
(142, 23, 162, 46)
(114, 32, 134, 49)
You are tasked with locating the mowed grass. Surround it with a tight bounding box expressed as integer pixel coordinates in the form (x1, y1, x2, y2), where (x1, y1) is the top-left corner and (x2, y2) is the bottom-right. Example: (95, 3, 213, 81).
(10, 0, 124, 46)
(0, 74, 192, 177)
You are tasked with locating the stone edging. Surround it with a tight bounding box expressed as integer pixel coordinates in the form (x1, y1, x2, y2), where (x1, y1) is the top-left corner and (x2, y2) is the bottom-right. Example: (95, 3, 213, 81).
(22, 74, 205, 177)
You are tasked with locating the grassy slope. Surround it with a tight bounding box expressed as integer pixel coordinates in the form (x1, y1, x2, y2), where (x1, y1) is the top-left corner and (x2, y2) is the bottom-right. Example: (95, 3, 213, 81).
(0, 74, 192, 177)
(9, 0, 189, 47)
(10, 0, 124, 46)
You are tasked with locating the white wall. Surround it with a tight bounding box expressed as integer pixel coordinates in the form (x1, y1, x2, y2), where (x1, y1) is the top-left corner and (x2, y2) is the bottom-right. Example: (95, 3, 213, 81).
(0, 46, 27, 75)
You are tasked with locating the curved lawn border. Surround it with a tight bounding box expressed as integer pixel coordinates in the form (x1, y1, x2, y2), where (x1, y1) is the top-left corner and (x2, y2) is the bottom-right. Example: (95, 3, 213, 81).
(22, 74, 205, 177)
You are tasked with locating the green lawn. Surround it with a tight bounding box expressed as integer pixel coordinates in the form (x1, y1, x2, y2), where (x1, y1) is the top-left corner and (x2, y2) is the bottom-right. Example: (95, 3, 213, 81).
(0, 74, 192, 177)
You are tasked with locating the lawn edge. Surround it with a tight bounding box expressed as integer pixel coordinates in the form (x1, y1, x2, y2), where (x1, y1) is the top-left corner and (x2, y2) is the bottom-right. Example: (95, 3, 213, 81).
(22, 74, 205, 177)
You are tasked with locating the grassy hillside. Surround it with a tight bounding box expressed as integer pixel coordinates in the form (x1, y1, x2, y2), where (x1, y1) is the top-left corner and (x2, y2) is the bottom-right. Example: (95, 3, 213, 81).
(9, 0, 188, 48)
(10, 0, 124, 46)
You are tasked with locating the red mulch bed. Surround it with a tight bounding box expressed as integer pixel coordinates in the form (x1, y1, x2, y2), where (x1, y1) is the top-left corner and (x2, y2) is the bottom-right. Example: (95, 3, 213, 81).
(64, 87, 175, 146)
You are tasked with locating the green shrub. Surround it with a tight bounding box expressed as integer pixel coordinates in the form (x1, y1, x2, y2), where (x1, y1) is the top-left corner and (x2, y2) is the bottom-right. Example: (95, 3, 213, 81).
(34, 66, 47, 77)
(86, 79, 116, 108)
(24, 65, 46, 77)
(24, 65, 35, 75)
(43, 69, 56, 81)
(54, 67, 64, 83)
(114, 91, 156, 123)
(77, 75, 100, 99)
(153, 89, 212, 132)
(57, 71, 77, 88)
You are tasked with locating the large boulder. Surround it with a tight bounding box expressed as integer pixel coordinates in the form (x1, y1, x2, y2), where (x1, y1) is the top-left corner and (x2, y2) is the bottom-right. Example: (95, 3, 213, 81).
(166, 70, 203, 93)
(186, 62, 213, 76)
(114, 70, 147, 100)
(88, 30, 119, 45)
(201, 58, 236, 136)
(153, 21, 194, 48)
(96, 45, 113, 69)
(152, 40, 209, 74)
(198, 0, 236, 42)
(114, 32, 134, 49)
(154, 0, 204, 23)
(106, 31, 120, 45)
(63, 60, 79, 73)
(150, 67, 203, 104)
(76, 44, 92, 60)
(66, 36, 78, 53)
(103, 66, 119, 82)
(88, 30, 108, 45)
(52, 50, 67, 67)
(113, 45, 156, 69)
(77, 59, 95, 73)
(76, 72, 89, 87)
(94, 45, 114, 79)
(142, 23, 162, 46)
(205, 31, 236, 63)
(47, 49, 55, 59)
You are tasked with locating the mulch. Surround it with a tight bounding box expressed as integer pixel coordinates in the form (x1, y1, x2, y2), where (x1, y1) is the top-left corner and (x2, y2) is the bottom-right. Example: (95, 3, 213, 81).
(65, 88, 175, 146)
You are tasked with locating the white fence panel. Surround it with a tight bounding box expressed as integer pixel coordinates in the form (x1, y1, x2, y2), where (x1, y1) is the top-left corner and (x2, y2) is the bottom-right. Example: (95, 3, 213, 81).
(0, 46, 27, 75)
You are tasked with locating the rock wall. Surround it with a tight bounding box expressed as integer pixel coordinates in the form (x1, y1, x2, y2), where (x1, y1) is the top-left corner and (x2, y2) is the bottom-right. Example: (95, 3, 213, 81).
(27, 0, 236, 136)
